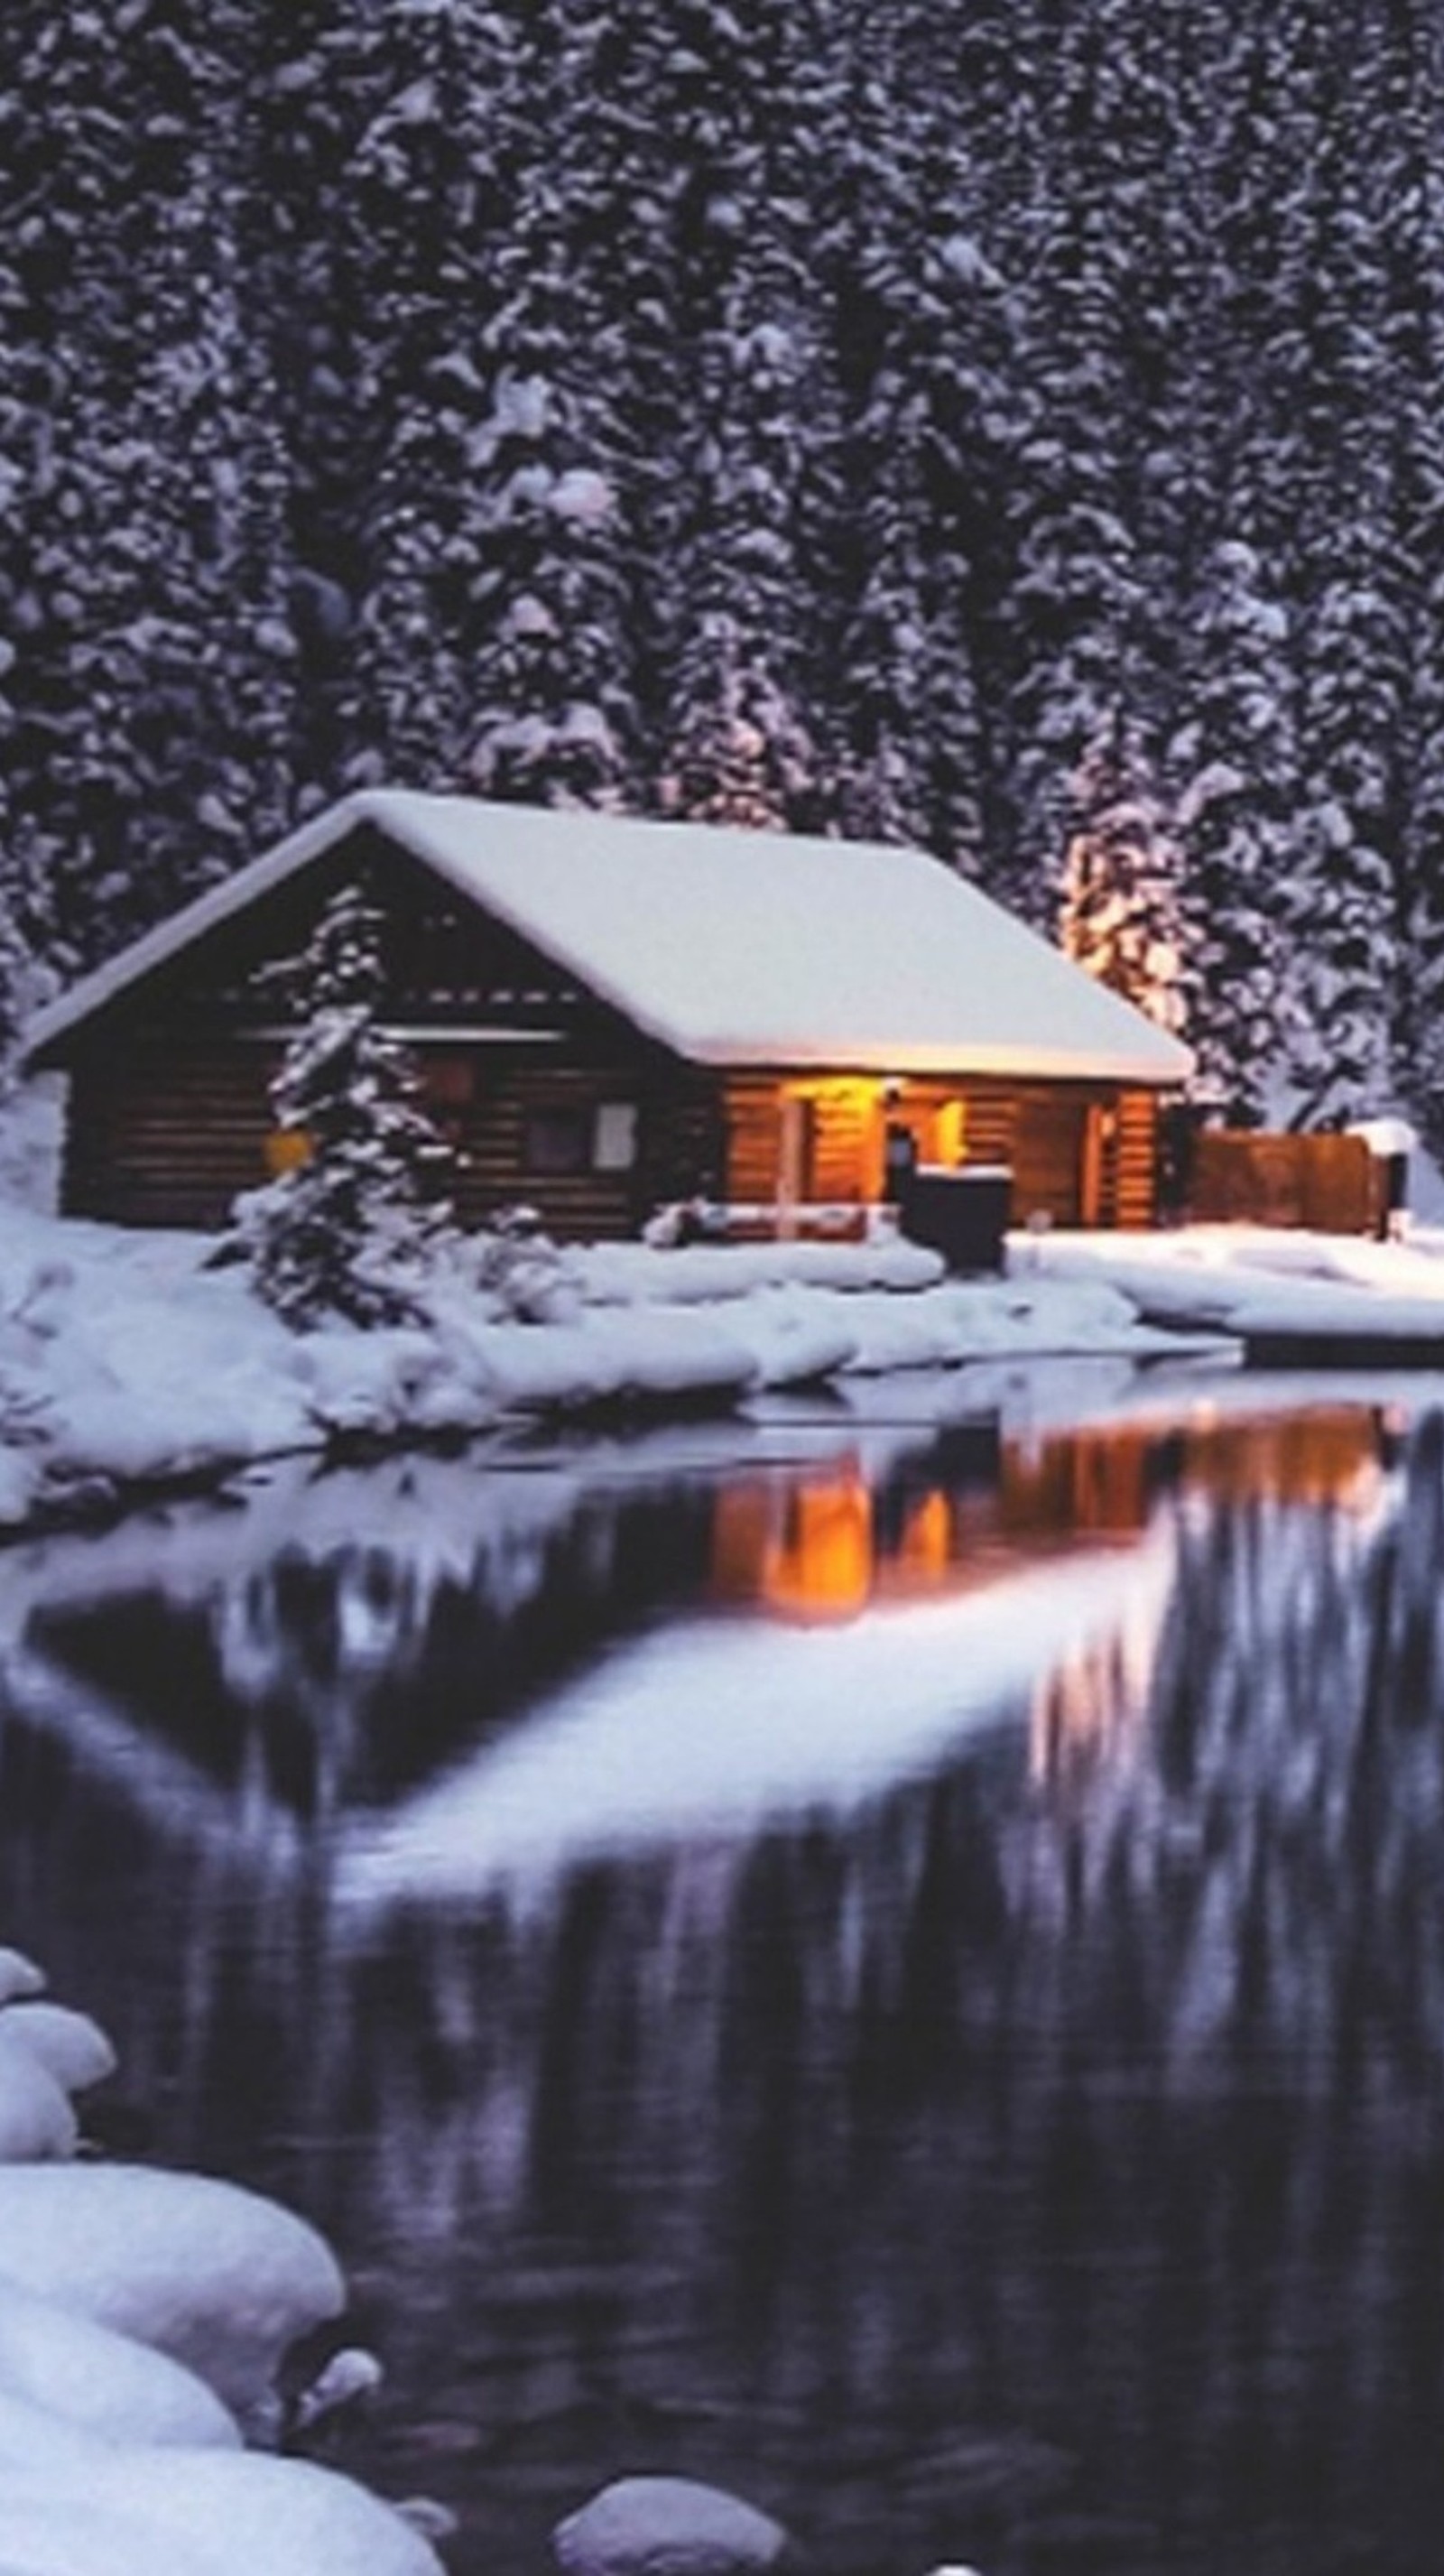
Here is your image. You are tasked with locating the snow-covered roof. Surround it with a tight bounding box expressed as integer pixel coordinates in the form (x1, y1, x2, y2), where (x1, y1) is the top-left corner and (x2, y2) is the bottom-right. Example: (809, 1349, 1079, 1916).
(25, 790, 1193, 1085)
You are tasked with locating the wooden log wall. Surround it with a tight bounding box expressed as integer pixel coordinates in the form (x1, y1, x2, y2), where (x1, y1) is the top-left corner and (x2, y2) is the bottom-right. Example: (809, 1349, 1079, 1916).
(63, 1041, 276, 1228)
(721, 1075, 1162, 1228)
(1111, 1091, 1159, 1229)
(57, 994, 1164, 1242)
(449, 1060, 639, 1240)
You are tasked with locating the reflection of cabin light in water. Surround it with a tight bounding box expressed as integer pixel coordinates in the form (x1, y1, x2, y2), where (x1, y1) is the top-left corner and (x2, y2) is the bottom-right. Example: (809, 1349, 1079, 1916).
(895, 1489, 951, 1580)
(710, 1472, 960, 1623)
(764, 1478, 875, 1623)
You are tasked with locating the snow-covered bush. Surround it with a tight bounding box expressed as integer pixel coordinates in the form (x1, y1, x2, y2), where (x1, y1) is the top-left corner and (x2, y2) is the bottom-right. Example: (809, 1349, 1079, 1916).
(446, 1206, 579, 1325)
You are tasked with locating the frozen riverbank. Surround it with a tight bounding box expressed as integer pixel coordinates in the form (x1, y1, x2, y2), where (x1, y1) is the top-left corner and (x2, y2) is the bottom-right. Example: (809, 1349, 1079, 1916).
(0, 1204, 1220, 1534)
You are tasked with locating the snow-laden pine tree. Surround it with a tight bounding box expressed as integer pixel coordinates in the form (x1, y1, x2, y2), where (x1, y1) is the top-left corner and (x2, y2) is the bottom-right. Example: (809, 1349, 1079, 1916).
(827, 32, 1014, 868)
(1284, 501, 1407, 1122)
(459, 0, 665, 809)
(1059, 711, 1185, 1036)
(460, 185, 639, 806)
(1169, 539, 1296, 1118)
(0, 0, 295, 965)
(1391, 62, 1444, 1166)
(312, 0, 523, 792)
(994, 35, 1156, 927)
(650, 0, 831, 830)
(1269, 44, 1412, 1125)
(239, 885, 454, 1330)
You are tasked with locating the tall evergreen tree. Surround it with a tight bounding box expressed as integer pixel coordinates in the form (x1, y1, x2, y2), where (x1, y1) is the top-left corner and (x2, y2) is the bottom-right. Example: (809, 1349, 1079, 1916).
(993, 12, 1162, 921)
(1391, 11, 1444, 1159)
(649, 0, 832, 829)
(1271, 42, 1411, 1119)
(239, 883, 455, 1329)
(1059, 710, 1185, 1035)
(314, 0, 522, 790)
(460, 160, 639, 802)
(1170, 539, 1296, 1117)
(827, 31, 1014, 866)
(0, 1, 295, 965)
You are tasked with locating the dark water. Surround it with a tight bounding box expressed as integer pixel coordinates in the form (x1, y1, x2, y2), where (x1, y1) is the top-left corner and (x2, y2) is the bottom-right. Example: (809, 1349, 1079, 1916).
(3, 1380, 1444, 2576)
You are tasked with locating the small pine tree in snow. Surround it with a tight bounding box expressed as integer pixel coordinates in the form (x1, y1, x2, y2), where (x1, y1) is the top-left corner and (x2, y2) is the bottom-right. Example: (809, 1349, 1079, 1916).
(239, 885, 454, 1330)
(1059, 712, 1185, 1035)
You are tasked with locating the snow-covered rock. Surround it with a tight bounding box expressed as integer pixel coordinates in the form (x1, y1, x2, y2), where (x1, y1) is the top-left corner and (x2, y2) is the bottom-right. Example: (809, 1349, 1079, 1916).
(0, 1948, 45, 2005)
(0, 1945, 441, 2574)
(0, 2283, 240, 2451)
(0, 2165, 345, 2415)
(0, 2487, 227, 2576)
(0, 1999, 117, 2095)
(0, 2449, 446, 2576)
(555, 2477, 793, 2576)
(0, 2032, 79, 2162)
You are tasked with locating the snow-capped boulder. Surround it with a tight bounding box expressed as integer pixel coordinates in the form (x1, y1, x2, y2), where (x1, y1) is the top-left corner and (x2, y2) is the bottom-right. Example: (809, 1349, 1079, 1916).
(0, 2449, 449, 2576)
(0, 2165, 345, 2414)
(0, 2032, 79, 2161)
(0, 1948, 45, 2006)
(554, 2477, 794, 2576)
(0, 2278, 240, 2451)
(0, 2487, 227, 2576)
(0, 1998, 117, 2096)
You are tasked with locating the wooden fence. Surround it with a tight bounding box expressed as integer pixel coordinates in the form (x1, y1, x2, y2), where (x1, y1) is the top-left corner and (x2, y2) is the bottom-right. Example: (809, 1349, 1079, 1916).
(1185, 1129, 1379, 1234)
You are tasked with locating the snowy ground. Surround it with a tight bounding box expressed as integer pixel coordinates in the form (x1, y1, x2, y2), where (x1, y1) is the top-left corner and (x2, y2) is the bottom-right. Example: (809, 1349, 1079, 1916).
(0, 1950, 448, 2576)
(0, 1200, 1230, 1534)
(7, 1195, 1444, 1538)
(1024, 1217, 1444, 1343)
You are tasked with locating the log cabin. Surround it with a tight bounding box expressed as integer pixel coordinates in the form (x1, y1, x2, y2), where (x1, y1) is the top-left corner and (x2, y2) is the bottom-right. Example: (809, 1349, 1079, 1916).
(22, 790, 1192, 1240)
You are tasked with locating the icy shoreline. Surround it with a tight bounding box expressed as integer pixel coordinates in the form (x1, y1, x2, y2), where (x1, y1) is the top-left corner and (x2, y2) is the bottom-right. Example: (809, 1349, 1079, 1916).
(0, 1946, 447, 2575)
(0, 1204, 1224, 1537)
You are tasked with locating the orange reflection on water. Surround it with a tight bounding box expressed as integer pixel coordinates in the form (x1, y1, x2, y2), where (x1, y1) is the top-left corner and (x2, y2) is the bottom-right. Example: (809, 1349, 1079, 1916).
(710, 1406, 1392, 1631)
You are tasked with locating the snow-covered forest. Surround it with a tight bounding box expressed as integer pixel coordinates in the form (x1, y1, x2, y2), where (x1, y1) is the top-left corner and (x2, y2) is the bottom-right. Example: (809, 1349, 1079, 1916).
(1, 0, 1440, 1140)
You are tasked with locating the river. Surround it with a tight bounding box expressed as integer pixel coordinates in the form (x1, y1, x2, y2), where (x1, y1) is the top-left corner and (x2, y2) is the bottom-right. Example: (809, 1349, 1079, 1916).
(1, 1365, 1442, 2576)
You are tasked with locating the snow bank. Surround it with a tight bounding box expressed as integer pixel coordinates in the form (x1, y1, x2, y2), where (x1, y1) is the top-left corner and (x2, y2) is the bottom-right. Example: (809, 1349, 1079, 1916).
(14, 1195, 1444, 1540)
(0, 2451, 445, 2576)
(1026, 1222, 1444, 1342)
(0, 1964, 448, 2574)
(0, 2164, 345, 2415)
(0, 2280, 240, 2452)
(0, 1198, 1213, 1535)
